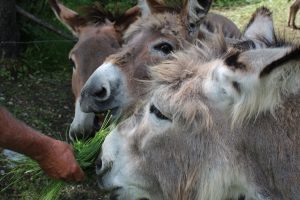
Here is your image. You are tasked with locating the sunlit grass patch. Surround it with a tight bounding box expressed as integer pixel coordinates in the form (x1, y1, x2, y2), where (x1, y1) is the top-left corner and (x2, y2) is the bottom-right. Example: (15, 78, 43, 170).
(212, 0, 300, 40)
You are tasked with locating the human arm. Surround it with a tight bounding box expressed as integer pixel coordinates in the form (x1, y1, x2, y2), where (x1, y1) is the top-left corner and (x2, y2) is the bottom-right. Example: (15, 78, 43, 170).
(0, 106, 85, 181)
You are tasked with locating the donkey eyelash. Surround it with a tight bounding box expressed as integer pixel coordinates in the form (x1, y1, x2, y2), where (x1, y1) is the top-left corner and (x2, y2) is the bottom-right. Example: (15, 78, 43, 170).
(153, 42, 174, 55)
(232, 81, 241, 93)
(150, 104, 170, 121)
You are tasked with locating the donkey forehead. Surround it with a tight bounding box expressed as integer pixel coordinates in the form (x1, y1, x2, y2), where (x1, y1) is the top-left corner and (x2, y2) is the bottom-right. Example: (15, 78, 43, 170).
(152, 79, 210, 125)
(70, 24, 120, 58)
(104, 24, 184, 67)
(77, 24, 119, 42)
(124, 13, 186, 42)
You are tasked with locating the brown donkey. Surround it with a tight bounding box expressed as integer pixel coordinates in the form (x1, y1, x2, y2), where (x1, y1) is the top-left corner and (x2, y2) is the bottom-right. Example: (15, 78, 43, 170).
(80, 0, 241, 119)
(96, 7, 300, 200)
(288, 0, 300, 29)
(49, 0, 140, 140)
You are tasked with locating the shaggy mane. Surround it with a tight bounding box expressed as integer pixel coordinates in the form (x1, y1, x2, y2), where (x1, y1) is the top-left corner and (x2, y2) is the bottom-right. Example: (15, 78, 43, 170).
(123, 12, 185, 43)
(148, 35, 229, 130)
(124, 0, 189, 43)
(80, 2, 133, 25)
(150, 32, 300, 127)
(150, 33, 228, 91)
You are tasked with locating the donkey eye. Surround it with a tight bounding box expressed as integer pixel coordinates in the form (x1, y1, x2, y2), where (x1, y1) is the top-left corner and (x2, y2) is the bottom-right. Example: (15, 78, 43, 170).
(188, 22, 198, 34)
(154, 42, 174, 55)
(189, 23, 196, 29)
(150, 104, 170, 121)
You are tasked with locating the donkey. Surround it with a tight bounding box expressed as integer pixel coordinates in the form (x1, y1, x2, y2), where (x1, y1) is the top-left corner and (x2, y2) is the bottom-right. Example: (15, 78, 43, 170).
(95, 7, 300, 200)
(80, 0, 241, 120)
(288, 0, 300, 29)
(49, 0, 140, 140)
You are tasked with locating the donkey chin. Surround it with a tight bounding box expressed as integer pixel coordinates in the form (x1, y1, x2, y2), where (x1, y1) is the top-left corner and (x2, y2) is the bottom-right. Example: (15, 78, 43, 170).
(69, 99, 108, 141)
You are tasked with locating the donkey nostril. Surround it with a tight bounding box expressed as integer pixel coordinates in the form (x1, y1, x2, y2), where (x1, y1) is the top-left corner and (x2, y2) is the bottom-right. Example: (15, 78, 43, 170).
(94, 87, 107, 99)
(96, 159, 102, 171)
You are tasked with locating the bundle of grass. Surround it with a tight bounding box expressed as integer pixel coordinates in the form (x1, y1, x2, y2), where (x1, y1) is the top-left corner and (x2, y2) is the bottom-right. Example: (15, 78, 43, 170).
(0, 114, 112, 200)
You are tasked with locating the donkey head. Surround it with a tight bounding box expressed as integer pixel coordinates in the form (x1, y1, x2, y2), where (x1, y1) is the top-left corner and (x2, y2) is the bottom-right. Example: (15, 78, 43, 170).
(49, 0, 140, 140)
(94, 49, 230, 199)
(80, 0, 213, 119)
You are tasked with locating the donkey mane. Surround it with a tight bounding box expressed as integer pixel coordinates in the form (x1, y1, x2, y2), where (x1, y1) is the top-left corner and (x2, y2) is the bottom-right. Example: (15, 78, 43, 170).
(139, 0, 186, 15)
(150, 34, 227, 81)
(148, 37, 227, 130)
(80, 2, 131, 26)
(124, 0, 208, 43)
(123, 0, 189, 43)
(80, 3, 116, 25)
(151, 33, 300, 126)
(150, 34, 228, 91)
(123, 12, 186, 43)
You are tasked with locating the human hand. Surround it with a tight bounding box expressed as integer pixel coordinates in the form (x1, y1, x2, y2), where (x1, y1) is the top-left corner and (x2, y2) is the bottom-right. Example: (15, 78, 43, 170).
(36, 139, 85, 182)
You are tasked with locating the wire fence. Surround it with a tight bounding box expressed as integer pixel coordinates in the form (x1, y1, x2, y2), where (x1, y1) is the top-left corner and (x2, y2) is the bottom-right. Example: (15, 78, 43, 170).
(0, 40, 77, 46)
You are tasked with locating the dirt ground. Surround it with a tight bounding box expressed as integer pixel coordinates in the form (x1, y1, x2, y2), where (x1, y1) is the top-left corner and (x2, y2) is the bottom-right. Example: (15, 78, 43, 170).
(0, 71, 73, 138)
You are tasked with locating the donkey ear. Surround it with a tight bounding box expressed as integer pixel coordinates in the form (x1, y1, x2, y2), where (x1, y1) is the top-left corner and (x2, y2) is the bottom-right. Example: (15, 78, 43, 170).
(49, 0, 85, 36)
(225, 46, 300, 77)
(183, 0, 212, 25)
(259, 46, 300, 77)
(243, 7, 276, 46)
(138, 0, 163, 17)
(114, 6, 141, 34)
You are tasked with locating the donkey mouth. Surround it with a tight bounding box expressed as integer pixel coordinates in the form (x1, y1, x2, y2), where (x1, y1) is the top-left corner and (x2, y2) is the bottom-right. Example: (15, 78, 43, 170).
(95, 107, 120, 118)
(110, 107, 121, 117)
(93, 107, 120, 130)
(93, 114, 104, 131)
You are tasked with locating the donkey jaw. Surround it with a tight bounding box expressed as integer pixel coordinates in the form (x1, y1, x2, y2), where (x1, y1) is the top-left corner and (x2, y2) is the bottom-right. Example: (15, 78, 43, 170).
(69, 99, 101, 141)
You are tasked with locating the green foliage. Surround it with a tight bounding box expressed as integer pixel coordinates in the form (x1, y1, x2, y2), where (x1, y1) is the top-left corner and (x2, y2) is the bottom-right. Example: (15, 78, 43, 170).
(41, 181, 65, 200)
(11, 0, 138, 77)
(104, 1, 137, 13)
(0, 59, 20, 79)
(73, 114, 112, 169)
(213, 0, 262, 8)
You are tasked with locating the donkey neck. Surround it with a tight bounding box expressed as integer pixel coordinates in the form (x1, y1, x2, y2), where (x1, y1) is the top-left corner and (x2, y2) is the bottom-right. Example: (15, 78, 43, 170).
(195, 130, 266, 200)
